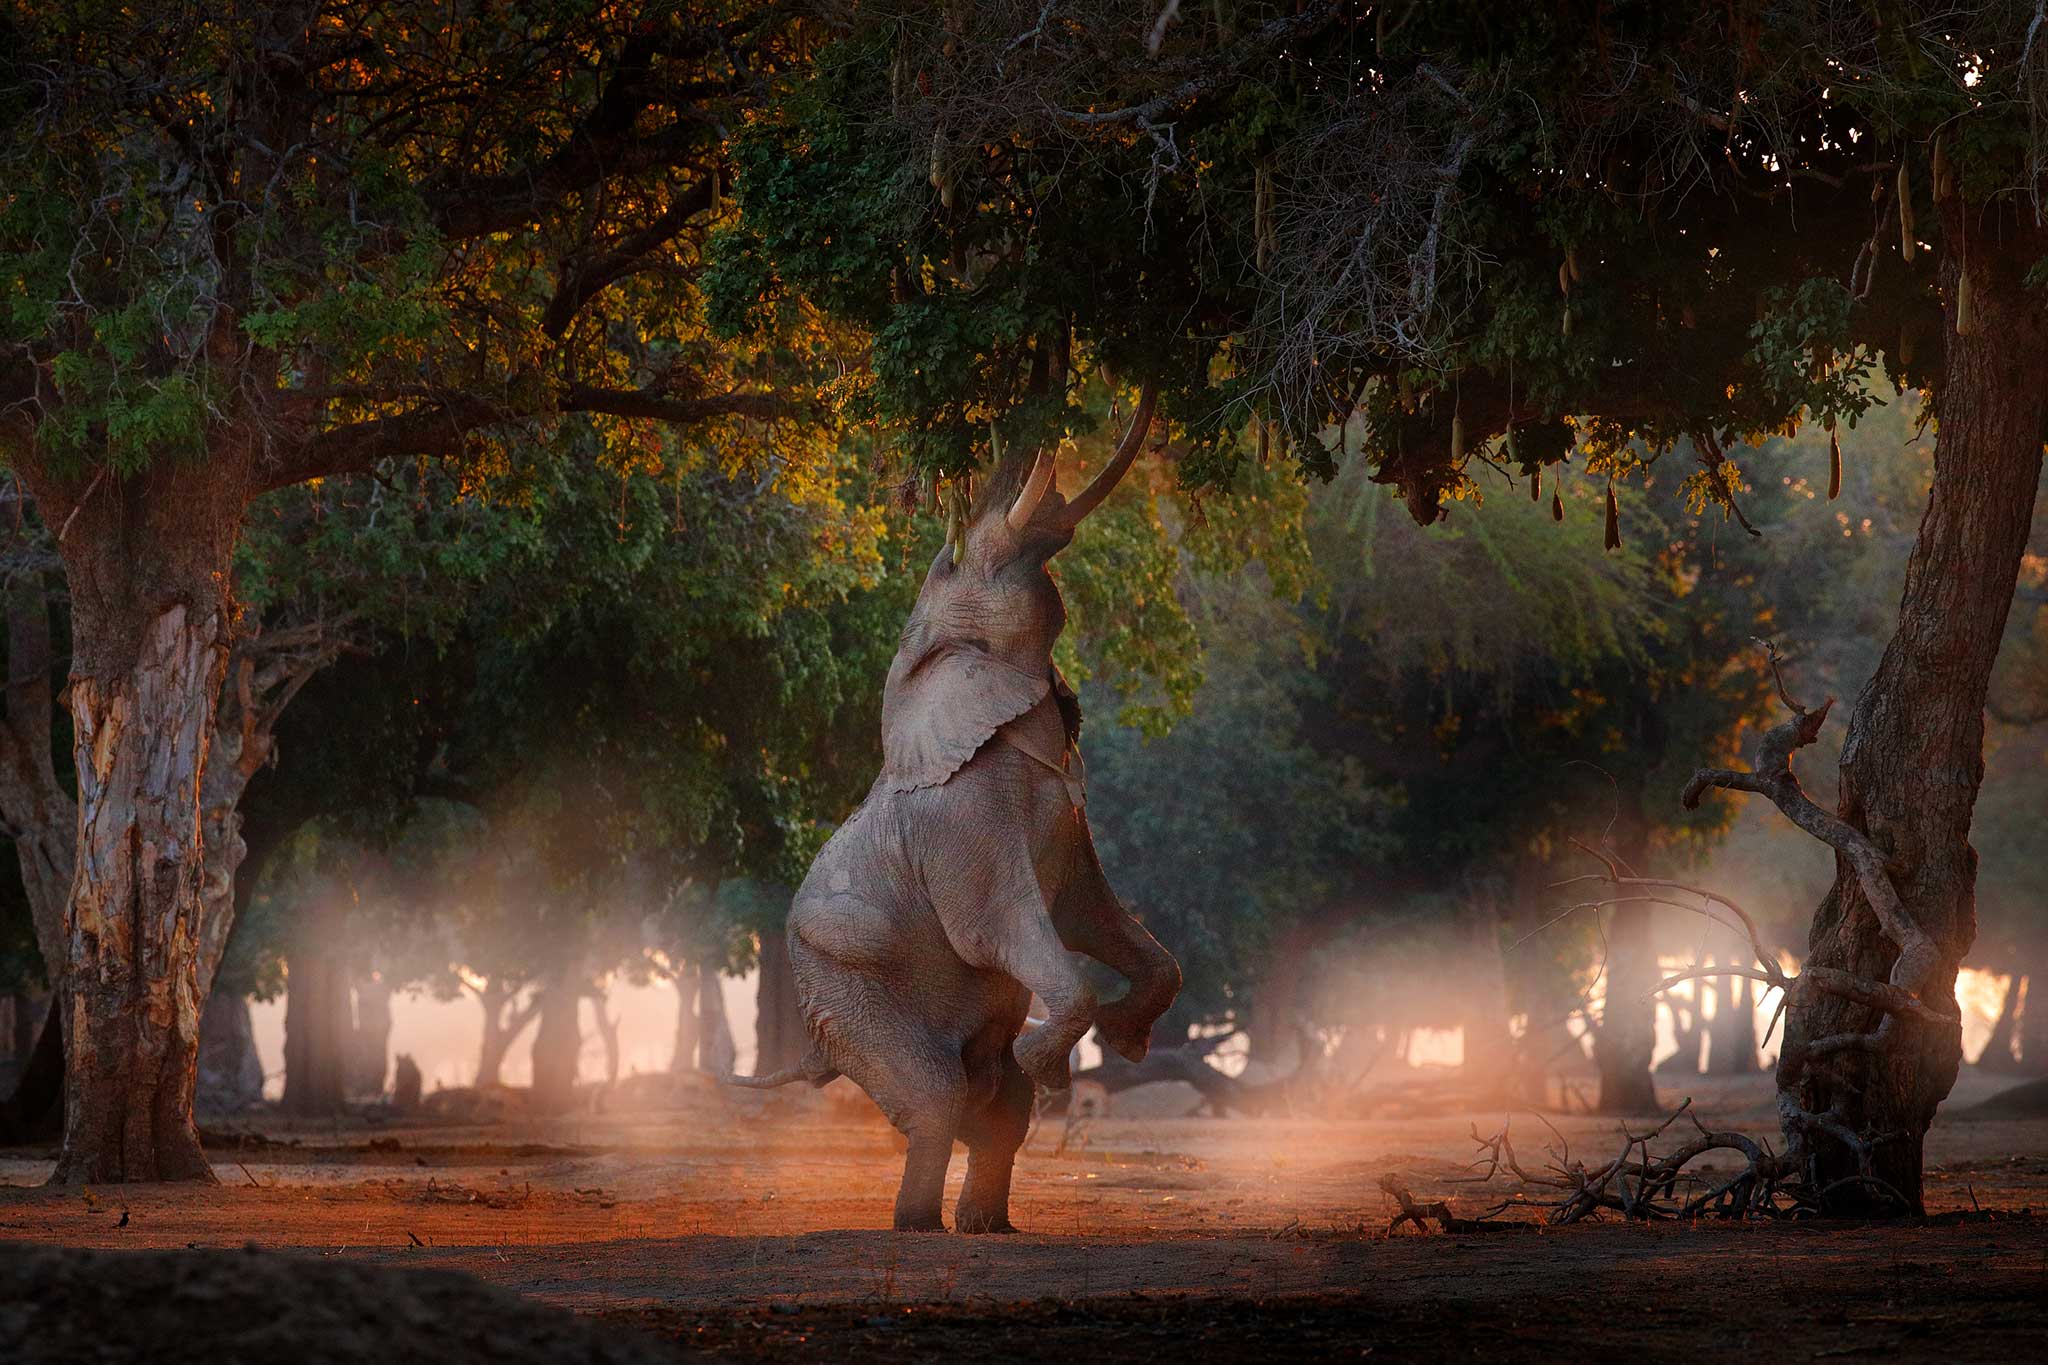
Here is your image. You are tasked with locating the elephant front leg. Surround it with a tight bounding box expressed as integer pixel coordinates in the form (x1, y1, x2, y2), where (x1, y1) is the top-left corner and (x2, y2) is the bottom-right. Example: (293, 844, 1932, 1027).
(996, 911, 1097, 1091)
(1053, 856, 1182, 1064)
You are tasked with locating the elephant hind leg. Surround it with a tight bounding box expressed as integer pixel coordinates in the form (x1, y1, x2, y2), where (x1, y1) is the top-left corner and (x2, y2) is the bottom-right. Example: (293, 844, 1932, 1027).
(789, 932, 968, 1231)
(955, 1038, 1033, 1233)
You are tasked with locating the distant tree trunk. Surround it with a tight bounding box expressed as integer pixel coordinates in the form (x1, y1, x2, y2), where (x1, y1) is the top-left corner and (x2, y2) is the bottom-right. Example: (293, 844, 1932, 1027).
(755, 930, 809, 1075)
(1594, 899, 1660, 1114)
(1590, 805, 1659, 1115)
(1656, 991, 1705, 1075)
(348, 975, 392, 1097)
(391, 1055, 423, 1113)
(196, 992, 265, 1113)
(281, 920, 352, 1117)
(669, 968, 701, 1075)
(696, 961, 734, 1076)
(474, 979, 539, 1089)
(1248, 920, 1316, 1070)
(1457, 898, 1514, 1099)
(1977, 973, 2023, 1071)
(1769, 209, 2046, 1215)
(2015, 971, 2045, 1076)
(1708, 964, 1759, 1075)
(588, 989, 621, 1086)
(529, 971, 582, 1115)
(0, 590, 80, 982)
(0, 1003, 62, 1143)
(5, 992, 37, 1064)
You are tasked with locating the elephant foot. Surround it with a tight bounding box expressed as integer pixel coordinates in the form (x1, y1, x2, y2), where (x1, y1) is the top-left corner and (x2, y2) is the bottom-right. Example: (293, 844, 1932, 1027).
(1094, 1008, 1153, 1065)
(1012, 1026, 1073, 1090)
(892, 1211, 949, 1232)
(955, 1207, 1018, 1234)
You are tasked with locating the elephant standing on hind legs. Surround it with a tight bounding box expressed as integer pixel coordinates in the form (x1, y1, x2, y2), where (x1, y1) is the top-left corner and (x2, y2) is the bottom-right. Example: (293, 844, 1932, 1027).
(731, 385, 1181, 1233)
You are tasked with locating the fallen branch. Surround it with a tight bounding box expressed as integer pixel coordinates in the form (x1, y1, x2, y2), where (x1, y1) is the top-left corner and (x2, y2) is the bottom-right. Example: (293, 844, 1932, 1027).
(1377, 1174, 1522, 1234)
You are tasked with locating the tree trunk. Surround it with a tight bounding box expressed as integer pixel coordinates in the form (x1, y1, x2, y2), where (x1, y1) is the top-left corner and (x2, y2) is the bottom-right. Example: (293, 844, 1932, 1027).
(754, 930, 809, 1075)
(1708, 962, 1759, 1075)
(589, 989, 621, 1086)
(281, 937, 352, 1117)
(196, 992, 266, 1112)
(0, 589, 78, 976)
(5, 992, 37, 1063)
(0, 1002, 63, 1143)
(55, 602, 231, 1181)
(1656, 993, 1705, 1075)
(1456, 898, 1515, 1100)
(1594, 899, 1660, 1114)
(529, 973, 581, 1115)
(1247, 920, 1315, 1071)
(474, 980, 538, 1089)
(1978, 972, 2023, 1071)
(1778, 209, 2046, 1214)
(696, 961, 734, 1076)
(2017, 972, 2046, 1075)
(669, 968, 700, 1075)
(348, 974, 392, 1097)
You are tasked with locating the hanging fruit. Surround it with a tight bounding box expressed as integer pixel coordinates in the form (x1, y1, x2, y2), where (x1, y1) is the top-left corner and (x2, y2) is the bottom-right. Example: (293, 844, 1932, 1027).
(1897, 161, 1915, 262)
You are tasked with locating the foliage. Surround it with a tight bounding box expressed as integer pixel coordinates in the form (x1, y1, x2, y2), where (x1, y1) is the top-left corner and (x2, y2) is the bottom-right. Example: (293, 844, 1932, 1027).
(720, 2, 2044, 525)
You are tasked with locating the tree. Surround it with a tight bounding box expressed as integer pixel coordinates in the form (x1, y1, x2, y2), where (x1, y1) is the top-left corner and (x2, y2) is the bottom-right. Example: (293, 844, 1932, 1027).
(0, 3, 816, 1179)
(748, 0, 2046, 1214)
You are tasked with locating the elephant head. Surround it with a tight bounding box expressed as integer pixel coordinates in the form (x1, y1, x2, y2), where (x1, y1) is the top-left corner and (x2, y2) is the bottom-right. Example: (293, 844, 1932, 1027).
(879, 383, 1158, 793)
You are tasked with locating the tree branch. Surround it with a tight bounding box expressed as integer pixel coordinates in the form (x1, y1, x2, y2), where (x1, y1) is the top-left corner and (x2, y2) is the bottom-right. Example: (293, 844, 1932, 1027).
(540, 173, 721, 338)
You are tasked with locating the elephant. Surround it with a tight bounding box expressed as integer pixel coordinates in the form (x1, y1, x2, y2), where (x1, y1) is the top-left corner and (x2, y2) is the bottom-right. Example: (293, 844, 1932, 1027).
(732, 384, 1182, 1233)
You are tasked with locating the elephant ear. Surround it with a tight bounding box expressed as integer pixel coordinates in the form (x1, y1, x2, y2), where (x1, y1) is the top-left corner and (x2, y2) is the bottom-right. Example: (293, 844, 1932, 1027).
(881, 642, 1050, 792)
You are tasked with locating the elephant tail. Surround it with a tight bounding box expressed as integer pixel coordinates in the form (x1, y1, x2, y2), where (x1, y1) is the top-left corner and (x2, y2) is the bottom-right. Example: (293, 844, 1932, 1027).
(724, 1044, 838, 1090)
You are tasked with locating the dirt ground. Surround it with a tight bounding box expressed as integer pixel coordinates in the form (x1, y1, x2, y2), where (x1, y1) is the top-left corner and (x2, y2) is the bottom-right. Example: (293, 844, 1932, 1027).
(3, 1070, 2046, 1361)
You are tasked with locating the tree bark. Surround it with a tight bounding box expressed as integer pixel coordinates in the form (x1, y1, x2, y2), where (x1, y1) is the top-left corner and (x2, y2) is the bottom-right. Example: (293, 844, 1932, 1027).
(1247, 919, 1316, 1070)
(754, 930, 808, 1076)
(696, 961, 734, 1076)
(669, 967, 700, 1075)
(529, 971, 582, 1115)
(4, 993, 30, 1062)
(55, 602, 230, 1180)
(281, 931, 352, 1117)
(588, 988, 621, 1086)
(1594, 899, 1660, 1114)
(2017, 972, 2046, 1075)
(1777, 208, 2047, 1214)
(1656, 991, 1705, 1075)
(0, 588, 77, 973)
(348, 974, 392, 1097)
(8, 450, 251, 1184)
(0, 1002, 62, 1143)
(1707, 962, 1759, 1075)
(474, 978, 538, 1089)
(1456, 897, 1515, 1100)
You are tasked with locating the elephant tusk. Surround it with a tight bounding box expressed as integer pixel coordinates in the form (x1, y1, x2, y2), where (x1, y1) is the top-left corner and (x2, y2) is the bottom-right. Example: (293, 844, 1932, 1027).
(1058, 380, 1157, 528)
(1005, 444, 1057, 532)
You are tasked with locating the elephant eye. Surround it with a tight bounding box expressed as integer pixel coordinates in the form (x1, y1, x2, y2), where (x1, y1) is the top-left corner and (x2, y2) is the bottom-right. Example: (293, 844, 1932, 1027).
(959, 637, 991, 654)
